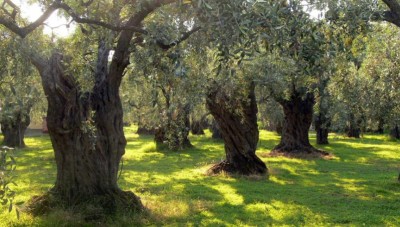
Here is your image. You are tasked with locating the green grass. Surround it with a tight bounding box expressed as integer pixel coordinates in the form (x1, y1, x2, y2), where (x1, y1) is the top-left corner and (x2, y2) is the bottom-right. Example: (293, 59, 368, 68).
(1, 127, 400, 226)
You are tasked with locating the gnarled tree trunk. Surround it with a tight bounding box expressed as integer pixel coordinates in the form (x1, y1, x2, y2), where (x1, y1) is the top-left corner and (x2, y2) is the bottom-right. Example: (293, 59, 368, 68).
(29, 45, 142, 214)
(206, 82, 267, 175)
(272, 92, 327, 156)
(1, 107, 31, 148)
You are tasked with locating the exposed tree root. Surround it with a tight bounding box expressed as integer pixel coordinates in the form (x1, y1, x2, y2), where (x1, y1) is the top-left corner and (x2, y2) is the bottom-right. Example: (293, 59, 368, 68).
(26, 189, 144, 221)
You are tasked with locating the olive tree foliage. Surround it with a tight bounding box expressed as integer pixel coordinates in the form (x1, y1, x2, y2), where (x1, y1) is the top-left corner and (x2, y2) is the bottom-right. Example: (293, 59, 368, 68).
(0, 147, 20, 218)
(251, 2, 340, 154)
(0, 29, 44, 148)
(360, 24, 400, 137)
(121, 6, 206, 150)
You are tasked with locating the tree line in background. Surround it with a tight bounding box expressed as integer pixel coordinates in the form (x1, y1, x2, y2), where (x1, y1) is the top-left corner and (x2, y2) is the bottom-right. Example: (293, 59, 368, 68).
(0, 0, 399, 217)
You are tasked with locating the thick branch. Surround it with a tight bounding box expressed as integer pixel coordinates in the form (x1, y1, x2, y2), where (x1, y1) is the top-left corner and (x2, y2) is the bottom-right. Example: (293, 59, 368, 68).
(382, 0, 400, 15)
(0, 0, 147, 38)
(109, 0, 178, 83)
(0, 1, 59, 38)
(371, 10, 400, 27)
(380, 0, 400, 27)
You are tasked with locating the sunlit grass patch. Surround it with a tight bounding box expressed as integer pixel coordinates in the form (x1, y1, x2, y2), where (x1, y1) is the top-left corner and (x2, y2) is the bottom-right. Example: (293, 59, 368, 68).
(0, 127, 399, 226)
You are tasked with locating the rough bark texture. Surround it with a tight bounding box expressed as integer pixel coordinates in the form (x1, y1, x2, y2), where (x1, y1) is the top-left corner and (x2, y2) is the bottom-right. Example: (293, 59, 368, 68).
(390, 125, 400, 139)
(206, 82, 267, 175)
(1, 109, 31, 148)
(314, 113, 330, 145)
(272, 92, 327, 156)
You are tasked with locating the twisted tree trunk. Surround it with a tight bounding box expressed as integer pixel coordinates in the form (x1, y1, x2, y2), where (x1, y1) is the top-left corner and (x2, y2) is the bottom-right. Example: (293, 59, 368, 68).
(206, 82, 267, 175)
(29, 51, 142, 214)
(1, 108, 31, 148)
(272, 92, 327, 156)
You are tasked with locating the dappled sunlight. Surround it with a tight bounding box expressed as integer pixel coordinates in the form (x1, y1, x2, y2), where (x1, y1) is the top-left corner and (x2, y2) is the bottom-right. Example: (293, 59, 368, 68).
(212, 183, 244, 206)
(265, 200, 327, 224)
(1, 129, 400, 226)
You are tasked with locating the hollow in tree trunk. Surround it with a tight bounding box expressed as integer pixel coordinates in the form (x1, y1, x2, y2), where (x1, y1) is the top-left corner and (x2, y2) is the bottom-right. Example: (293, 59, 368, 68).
(1, 106, 31, 148)
(314, 112, 330, 145)
(206, 82, 267, 175)
(272, 92, 327, 156)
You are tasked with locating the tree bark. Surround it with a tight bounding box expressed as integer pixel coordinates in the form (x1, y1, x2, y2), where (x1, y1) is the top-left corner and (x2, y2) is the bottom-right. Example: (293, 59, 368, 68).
(314, 112, 330, 145)
(1, 107, 31, 148)
(206, 82, 267, 175)
(272, 92, 327, 156)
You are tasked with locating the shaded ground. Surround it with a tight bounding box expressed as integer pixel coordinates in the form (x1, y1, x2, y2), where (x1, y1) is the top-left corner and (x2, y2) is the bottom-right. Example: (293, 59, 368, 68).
(0, 127, 399, 226)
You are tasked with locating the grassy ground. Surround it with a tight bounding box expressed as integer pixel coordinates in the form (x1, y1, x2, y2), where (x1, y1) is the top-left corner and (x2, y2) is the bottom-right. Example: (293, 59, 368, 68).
(1, 127, 399, 226)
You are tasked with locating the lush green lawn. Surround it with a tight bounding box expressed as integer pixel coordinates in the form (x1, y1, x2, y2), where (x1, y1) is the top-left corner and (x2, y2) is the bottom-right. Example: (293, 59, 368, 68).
(1, 127, 400, 226)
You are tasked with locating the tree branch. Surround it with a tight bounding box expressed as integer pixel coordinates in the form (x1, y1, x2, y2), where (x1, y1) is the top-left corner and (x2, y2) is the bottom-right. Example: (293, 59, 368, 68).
(382, 0, 400, 15)
(156, 26, 201, 50)
(0, 0, 148, 38)
(371, 10, 400, 27)
(380, 0, 400, 27)
(109, 0, 179, 83)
